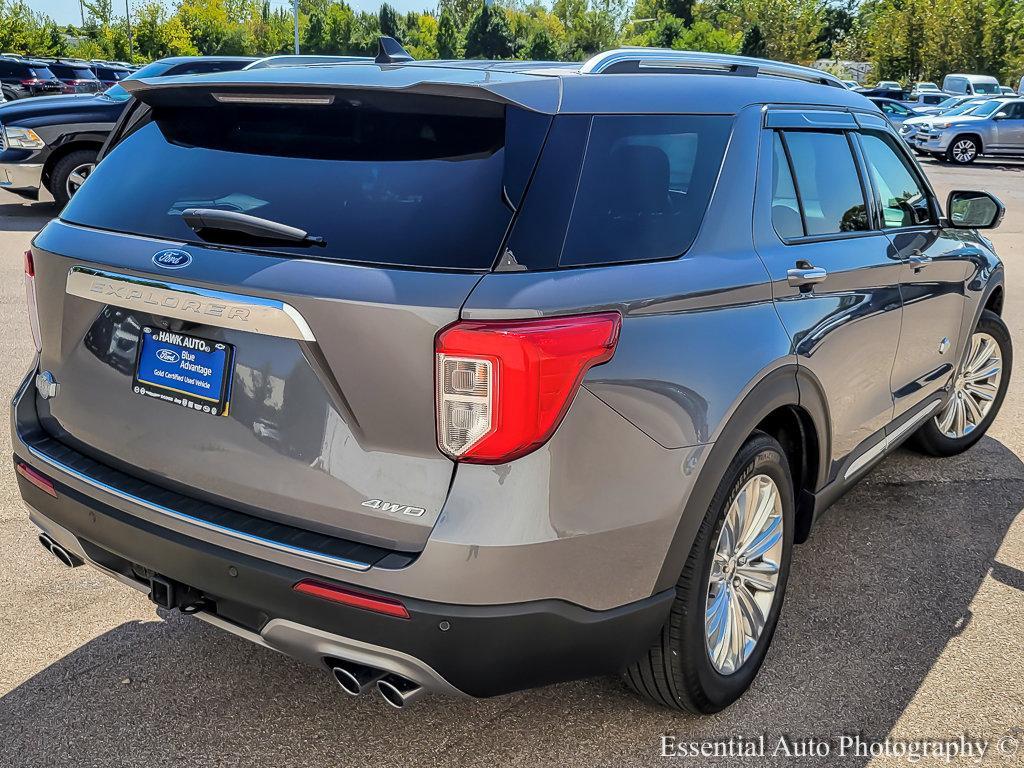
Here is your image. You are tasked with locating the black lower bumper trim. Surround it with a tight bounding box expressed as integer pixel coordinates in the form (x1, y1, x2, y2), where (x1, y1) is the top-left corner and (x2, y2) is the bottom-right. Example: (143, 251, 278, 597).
(15, 456, 674, 698)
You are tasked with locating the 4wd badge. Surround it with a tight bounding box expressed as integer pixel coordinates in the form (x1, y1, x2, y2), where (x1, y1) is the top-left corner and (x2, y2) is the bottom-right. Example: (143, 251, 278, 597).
(361, 499, 426, 518)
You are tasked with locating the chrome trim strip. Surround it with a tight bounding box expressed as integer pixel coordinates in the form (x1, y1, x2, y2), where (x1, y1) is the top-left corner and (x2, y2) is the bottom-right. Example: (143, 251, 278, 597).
(25, 442, 372, 572)
(66, 266, 316, 342)
(844, 401, 941, 480)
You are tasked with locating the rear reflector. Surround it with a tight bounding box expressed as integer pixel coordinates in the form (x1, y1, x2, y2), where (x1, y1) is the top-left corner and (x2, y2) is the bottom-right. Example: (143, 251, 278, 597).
(293, 579, 410, 619)
(16, 462, 57, 497)
(435, 312, 621, 463)
(24, 251, 41, 352)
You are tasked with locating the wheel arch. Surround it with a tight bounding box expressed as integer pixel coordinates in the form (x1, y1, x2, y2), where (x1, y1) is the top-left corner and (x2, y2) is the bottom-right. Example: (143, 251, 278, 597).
(653, 364, 829, 592)
(41, 140, 103, 191)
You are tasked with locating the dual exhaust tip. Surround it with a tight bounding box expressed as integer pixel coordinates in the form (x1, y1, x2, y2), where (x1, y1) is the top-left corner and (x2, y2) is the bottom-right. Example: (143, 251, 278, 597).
(38, 533, 82, 569)
(331, 661, 424, 709)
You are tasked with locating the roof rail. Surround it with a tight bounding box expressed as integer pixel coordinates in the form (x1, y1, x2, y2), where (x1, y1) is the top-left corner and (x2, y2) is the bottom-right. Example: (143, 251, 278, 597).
(580, 48, 843, 88)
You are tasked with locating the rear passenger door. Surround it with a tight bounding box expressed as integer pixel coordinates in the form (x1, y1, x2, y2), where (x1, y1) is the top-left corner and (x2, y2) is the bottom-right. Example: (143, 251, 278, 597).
(754, 110, 903, 481)
(854, 122, 970, 417)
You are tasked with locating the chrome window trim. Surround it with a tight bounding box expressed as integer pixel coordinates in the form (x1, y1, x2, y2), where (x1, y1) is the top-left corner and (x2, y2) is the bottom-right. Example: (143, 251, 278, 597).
(25, 441, 372, 572)
(65, 266, 316, 342)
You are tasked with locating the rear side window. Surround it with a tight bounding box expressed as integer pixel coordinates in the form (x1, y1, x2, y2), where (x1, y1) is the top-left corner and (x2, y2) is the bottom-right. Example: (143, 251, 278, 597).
(559, 114, 731, 267)
(778, 131, 868, 236)
(62, 95, 550, 271)
(859, 132, 934, 228)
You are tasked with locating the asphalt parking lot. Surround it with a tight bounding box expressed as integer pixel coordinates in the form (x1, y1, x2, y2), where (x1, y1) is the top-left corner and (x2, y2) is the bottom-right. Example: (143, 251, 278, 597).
(1, 158, 1023, 768)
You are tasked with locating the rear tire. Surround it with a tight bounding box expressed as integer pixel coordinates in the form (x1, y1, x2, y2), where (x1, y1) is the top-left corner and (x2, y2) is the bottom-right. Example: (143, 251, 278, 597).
(48, 149, 98, 211)
(909, 310, 1011, 457)
(624, 432, 794, 713)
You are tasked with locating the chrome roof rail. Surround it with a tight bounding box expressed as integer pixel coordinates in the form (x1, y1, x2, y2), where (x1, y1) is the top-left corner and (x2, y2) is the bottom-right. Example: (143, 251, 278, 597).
(579, 48, 844, 88)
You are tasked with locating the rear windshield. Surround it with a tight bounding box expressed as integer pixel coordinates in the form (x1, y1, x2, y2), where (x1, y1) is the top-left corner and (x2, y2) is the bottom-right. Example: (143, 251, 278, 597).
(62, 94, 548, 270)
(27, 66, 56, 79)
(51, 64, 97, 79)
(96, 67, 128, 80)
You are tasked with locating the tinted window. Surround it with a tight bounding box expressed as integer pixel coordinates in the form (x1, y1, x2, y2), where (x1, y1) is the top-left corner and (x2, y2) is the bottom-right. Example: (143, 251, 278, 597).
(973, 81, 999, 94)
(770, 132, 803, 239)
(859, 132, 934, 228)
(63, 97, 547, 271)
(50, 64, 97, 79)
(783, 131, 868, 236)
(559, 114, 730, 267)
(28, 66, 56, 79)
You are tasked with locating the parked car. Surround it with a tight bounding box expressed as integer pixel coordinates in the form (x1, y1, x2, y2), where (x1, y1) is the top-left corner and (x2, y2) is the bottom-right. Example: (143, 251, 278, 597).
(999, 85, 1016, 96)
(0, 56, 62, 100)
(942, 74, 1001, 96)
(857, 86, 907, 101)
(12, 43, 1012, 714)
(43, 59, 103, 94)
(868, 96, 918, 124)
(914, 97, 1024, 163)
(910, 81, 941, 96)
(875, 79, 903, 90)
(898, 96, 1001, 145)
(906, 92, 949, 112)
(0, 55, 256, 207)
(89, 61, 131, 88)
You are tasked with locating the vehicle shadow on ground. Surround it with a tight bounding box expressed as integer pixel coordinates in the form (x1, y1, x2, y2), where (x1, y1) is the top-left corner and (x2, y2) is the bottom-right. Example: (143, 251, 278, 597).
(0, 438, 1022, 767)
(0, 198, 53, 233)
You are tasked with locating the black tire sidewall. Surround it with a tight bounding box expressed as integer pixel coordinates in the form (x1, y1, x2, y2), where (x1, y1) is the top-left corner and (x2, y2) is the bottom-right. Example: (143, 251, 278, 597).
(50, 149, 98, 211)
(674, 433, 795, 712)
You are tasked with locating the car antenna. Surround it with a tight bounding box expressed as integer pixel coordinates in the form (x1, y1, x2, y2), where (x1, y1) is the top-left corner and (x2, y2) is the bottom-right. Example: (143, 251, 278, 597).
(375, 36, 414, 65)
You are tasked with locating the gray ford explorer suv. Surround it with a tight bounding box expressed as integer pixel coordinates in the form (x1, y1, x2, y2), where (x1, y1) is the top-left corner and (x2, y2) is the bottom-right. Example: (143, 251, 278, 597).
(12, 44, 1013, 714)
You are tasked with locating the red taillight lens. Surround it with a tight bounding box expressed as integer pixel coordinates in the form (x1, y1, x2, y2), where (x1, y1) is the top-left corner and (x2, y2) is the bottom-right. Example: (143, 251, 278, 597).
(435, 312, 621, 464)
(16, 462, 57, 497)
(293, 579, 410, 619)
(24, 250, 41, 353)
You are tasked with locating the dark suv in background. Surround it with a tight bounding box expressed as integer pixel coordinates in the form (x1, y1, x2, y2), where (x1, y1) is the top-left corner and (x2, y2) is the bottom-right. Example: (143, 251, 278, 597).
(90, 62, 132, 88)
(40, 59, 103, 94)
(13, 45, 1011, 714)
(0, 56, 62, 100)
(0, 55, 255, 207)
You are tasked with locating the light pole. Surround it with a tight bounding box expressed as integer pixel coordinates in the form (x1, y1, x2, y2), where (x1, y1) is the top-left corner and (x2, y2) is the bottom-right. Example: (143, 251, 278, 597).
(293, 0, 300, 54)
(125, 0, 134, 60)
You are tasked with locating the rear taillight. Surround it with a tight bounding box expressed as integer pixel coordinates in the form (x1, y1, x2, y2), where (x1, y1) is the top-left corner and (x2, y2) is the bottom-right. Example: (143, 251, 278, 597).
(435, 312, 621, 464)
(24, 250, 41, 352)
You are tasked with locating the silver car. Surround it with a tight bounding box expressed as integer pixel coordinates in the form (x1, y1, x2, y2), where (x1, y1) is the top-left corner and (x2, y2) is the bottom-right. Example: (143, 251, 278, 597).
(915, 98, 1024, 163)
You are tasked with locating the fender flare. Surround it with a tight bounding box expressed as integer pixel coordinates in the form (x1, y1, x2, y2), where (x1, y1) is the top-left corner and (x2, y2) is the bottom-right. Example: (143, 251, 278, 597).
(653, 363, 830, 591)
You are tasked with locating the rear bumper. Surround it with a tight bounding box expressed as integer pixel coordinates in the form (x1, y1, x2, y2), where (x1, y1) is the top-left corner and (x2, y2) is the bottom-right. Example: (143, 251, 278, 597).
(11, 370, 673, 698)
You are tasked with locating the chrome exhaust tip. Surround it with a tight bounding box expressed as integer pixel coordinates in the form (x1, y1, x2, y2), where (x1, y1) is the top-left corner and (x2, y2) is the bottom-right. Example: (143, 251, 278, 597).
(376, 675, 424, 709)
(38, 532, 81, 568)
(331, 662, 385, 697)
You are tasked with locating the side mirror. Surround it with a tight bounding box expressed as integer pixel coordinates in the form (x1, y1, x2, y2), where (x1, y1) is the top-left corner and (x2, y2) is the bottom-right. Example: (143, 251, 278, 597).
(993, 111, 1010, 119)
(946, 190, 1005, 229)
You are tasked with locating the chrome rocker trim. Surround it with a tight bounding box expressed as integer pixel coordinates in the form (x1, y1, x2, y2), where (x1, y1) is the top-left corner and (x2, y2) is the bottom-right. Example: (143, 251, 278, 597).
(844, 400, 941, 480)
(66, 266, 316, 342)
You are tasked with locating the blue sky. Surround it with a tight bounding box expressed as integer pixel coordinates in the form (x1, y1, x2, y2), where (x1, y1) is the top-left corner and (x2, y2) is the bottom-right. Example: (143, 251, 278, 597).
(34, 0, 435, 26)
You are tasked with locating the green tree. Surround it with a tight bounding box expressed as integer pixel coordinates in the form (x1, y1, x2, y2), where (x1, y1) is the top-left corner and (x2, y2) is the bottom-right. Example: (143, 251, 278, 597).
(378, 2, 402, 41)
(464, 3, 515, 58)
(436, 5, 461, 57)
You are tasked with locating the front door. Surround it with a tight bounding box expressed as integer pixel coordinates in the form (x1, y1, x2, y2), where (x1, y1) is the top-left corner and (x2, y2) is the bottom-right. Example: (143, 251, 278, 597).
(854, 128, 969, 418)
(991, 101, 1024, 152)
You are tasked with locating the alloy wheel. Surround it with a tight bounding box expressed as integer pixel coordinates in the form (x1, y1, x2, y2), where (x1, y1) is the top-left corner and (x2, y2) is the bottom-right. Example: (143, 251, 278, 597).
(66, 162, 95, 198)
(935, 331, 1002, 439)
(951, 139, 977, 163)
(705, 473, 784, 675)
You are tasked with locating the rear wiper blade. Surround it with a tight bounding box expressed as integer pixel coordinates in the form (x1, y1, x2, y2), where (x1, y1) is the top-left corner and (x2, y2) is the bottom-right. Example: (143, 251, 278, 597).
(180, 208, 326, 247)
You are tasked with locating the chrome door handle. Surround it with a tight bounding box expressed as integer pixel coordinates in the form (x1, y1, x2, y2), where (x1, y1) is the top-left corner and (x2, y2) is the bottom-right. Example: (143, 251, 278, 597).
(908, 252, 933, 272)
(787, 264, 828, 288)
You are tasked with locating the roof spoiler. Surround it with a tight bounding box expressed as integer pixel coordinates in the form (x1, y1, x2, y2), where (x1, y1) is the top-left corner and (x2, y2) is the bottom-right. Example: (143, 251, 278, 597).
(375, 36, 414, 65)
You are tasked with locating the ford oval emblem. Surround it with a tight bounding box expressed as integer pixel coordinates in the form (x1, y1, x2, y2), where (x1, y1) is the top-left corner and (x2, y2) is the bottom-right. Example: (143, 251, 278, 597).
(152, 249, 192, 270)
(156, 348, 180, 364)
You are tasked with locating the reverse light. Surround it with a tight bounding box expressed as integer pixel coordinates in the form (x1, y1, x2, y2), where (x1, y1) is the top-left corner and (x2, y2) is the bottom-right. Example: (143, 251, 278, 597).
(293, 579, 410, 619)
(5, 126, 45, 150)
(24, 251, 41, 352)
(435, 312, 621, 464)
